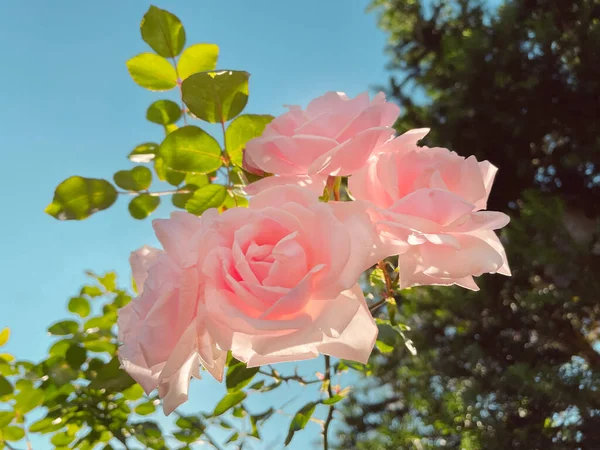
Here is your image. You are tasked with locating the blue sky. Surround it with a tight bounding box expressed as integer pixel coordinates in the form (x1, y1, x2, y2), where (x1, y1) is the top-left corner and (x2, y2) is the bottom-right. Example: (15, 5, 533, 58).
(0, 0, 391, 448)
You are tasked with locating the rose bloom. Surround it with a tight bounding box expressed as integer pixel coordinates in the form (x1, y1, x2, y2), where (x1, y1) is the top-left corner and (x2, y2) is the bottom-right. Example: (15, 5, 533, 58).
(243, 91, 399, 195)
(119, 186, 380, 412)
(349, 128, 510, 290)
(118, 213, 227, 414)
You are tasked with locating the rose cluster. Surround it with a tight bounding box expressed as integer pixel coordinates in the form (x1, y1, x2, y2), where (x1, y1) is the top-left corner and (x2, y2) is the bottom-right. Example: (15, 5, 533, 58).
(118, 92, 510, 413)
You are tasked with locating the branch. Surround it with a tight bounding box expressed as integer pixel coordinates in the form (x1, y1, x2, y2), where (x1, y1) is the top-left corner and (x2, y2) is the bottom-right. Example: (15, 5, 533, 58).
(117, 189, 192, 197)
(258, 367, 322, 385)
(323, 355, 334, 450)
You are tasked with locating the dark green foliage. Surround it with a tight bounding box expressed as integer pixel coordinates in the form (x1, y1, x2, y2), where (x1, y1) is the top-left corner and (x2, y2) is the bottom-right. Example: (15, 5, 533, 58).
(339, 1, 600, 449)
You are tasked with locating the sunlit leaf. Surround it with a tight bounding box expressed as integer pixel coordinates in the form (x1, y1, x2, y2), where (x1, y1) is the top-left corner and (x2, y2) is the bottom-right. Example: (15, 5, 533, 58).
(182, 71, 249, 123)
(140, 6, 186, 58)
(226, 114, 274, 166)
(135, 401, 156, 416)
(14, 388, 44, 414)
(177, 43, 219, 80)
(113, 166, 153, 191)
(126, 53, 177, 91)
(226, 361, 260, 392)
(48, 320, 78, 336)
(159, 125, 222, 174)
(213, 391, 246, 416)
(185, 184, 227, 215)
(154, 157, 186, 186)
(128, 194, 160, 220)
(28, 417, 58, 433)
(147, 99, 182, 125)
(0, 411, 14, 428)
(80, 285, 103, 297)
(2, 426, 25, 442)
(68, 297, 90, 318)
(0, 329, 9, 347)
(129, 143, 159, 163)
(51, 431, 75, 446)
(285, 402, 317, 445)
(45, 176, 117, 221)
(123, 384, 144, 401)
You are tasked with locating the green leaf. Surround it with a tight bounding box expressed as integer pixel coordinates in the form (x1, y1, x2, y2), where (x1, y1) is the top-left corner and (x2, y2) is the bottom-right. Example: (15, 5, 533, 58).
(2, 426, 25, 442)
(123, 384, 144, 401)
(0, 412, 14, 429)
(126, 53, 177, 91)
(159, 125, 222, 174)
(28, 417, 57, 433)
(83, 315, 114, 331)
(129, 142, 159, 163)
(182, 71, 250, 123)
(213, 391, 246, 416)
(369, 267, 386, 287)
(0, 375, 13, 397)
(285, 402, 317, 445)
(154, 157, 186, 186)
(128, 194, 160, 220)
(223, 192, 249, 209)
(226, 114, 274, 166)
(65, 344, 87, 370)
(226, 362, 260, 392)
(51, 431, 75, 446)
(45, 176, 117, 220)
(322, 393, 347, 405)
(248, 380, 265, 390)
(80, 285, 103, 297)
(68, 297, 91, 318)
(147, 100, 182, 125)
(48, 320, 78, 336)
(185, 184, 227, 215)
(14, 388, 44, 414)
(171, 184, 196, 209)
(140, 6, 185, 58)
(49, 339, 71, 357)
(89, 357, 135, 392)
(135, 401, 156, 416)
(375, 322, 399, 354)
(0, 329, 9, 347)
(177, 43, 219, 80)
(114, 166, 153, 191)
(173, 428, 202, 444)
(97, 272, 117, 292)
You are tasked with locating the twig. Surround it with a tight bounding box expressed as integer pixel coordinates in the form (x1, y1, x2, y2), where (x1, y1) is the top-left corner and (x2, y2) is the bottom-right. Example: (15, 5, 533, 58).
(116, 189, 192, 197)
(323, 355, 334, 450)
(258, 368, 322, 385)
(172, 57, 188, 126)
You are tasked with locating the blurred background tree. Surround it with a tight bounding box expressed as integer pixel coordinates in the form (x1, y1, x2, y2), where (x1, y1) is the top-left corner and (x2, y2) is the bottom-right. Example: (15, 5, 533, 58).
(339, 0, 600, 448)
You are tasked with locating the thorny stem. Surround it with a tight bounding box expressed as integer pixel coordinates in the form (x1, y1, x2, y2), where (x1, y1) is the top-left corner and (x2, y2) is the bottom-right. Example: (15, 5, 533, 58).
(323, 355, 334, 450)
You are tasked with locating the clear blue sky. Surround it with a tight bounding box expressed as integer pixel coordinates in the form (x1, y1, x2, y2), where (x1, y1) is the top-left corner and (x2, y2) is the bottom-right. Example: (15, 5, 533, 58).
(0, 0, 391, 448)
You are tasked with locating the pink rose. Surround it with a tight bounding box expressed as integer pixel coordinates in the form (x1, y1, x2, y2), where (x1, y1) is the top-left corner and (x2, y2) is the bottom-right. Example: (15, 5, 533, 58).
(118, 212, 227, 415)
(243, 91, 399, 194)
(349, 128, 510, 290)
(200, 186, 379, 367)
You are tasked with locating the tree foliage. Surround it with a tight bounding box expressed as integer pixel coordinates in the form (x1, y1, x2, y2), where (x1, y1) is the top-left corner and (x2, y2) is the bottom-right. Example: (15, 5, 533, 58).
(339, 1, 600, 449)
